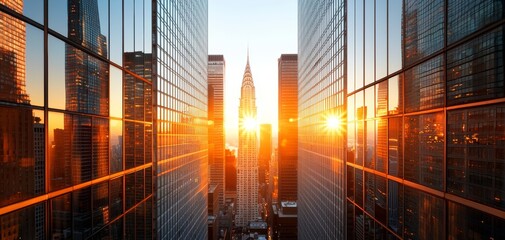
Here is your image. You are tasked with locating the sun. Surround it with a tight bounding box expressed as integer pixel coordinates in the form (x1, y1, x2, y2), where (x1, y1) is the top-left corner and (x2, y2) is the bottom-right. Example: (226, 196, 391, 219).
(324, 113, 344, 134)
(242, 117, 257, 132)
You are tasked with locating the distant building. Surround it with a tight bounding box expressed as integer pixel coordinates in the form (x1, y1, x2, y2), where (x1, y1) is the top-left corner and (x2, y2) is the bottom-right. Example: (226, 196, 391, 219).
(225, 148, 237, 200)
(236, 52, 259, 226)
(208, 55, 226, 208)
(258, 124, 272, 202)
(278, 54, 298, 202)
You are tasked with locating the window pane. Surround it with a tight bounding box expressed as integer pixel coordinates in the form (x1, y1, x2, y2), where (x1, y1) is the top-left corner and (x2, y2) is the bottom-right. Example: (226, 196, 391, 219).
(0, 0, 43, 24)
(448, 201, 505, 239)
(388, 180, 403, 234)
(388, 117, 403, 177)
(25, 25, 44, 106)
(49, 0, 68, 36)
(365, 171, 375, 215)
(365, 120, 375, 169)
(447, 26, 505, 106)
(48, 112, 95, 190)
(376, 0, 388, 80)
(376, 80, 388, 117)
(355, 168, 364, 207)
(135, 0, 144, 52)
(356, 0, 364, 89)
(93, 117, 109, 179)
(404, 0, 444, 66)
(0, 13, 43, 106)
(0, 106, 44, 206)
(73, 187, 92, 239)
(375, 175, 386, 224)
(447, 104, 505, 210)
(388, 74, 403, 115)
(388, 0, 403, 73)
(92, 181, 109, 232)
(376, 118, 387, 173)
(49, 36, 109, 115)
(404, 55, 445, 113)
(347, 0, 355, 93)
(365, 86, 374, 119)
(110, 119, 123, 174)
(109, 176, 123, 220)
(48, 36, 66, 110)
(124, 0, 134, 53)
(51, 194, 71, 239)
(404, 112, 444, 190)
(110, 66, 123, 118)
(404, 186, 444, 239)
(110, 0, 123, 64)
(0, 203, 45, 239)
(448, 0, 504, 44)
(364, 0, 375, 85)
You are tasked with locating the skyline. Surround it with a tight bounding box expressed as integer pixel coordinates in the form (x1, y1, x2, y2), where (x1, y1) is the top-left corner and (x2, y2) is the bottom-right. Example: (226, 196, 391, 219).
(1, 0, 505, 239)
(209, 0, 297, 147)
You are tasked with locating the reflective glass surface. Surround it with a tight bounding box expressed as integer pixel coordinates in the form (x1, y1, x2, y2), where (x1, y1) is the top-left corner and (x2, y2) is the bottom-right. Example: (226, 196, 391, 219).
(404, 0, 444, 65)
(404, 55, 445, 113)
(404, 112, 444, 190)
(447, 26, 505, 106)
(447, 104, 505, 210)
(448, 0, 504, 43)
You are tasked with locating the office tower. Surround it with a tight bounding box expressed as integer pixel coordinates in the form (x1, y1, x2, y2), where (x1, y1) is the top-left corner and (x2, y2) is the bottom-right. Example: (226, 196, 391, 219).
(155, 0, 209, 239)
(298, 1, 346, 239)
(208, 55, 226, 208)
(278, 54, 298, 202)
(236, 53, 259, 227)
(258, 124, 272, 199)
(298, 0, 505, 239)
(225, 148, 237, 199)
(0, 0, 209, 239)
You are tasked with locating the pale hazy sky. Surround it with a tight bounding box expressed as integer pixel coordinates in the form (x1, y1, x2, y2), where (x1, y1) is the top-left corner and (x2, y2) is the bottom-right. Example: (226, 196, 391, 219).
(209, 0, 298, 147)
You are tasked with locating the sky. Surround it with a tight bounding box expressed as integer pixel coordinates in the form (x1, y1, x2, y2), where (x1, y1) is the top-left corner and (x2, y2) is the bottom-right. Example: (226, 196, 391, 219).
(208, 0, 298, 148)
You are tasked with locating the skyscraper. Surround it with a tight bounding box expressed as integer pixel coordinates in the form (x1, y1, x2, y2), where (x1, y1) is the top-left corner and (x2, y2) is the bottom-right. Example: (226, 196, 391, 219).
(278, 54, 298, 202)
(208, 55, 226, 208)
(0, 0, 209, 239)
(298, 1, 346, 239)
(258, 123, 272, 198)
(154, 0, 209, 239)
(236, 53, 259, 227)
(298, 0, 505, 239)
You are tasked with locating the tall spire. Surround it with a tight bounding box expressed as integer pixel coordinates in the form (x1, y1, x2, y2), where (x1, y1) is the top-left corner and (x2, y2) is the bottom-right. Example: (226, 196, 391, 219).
(247, 46, 249, 64)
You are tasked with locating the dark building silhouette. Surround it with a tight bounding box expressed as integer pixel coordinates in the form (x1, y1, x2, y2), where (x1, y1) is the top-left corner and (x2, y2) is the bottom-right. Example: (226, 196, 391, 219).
(258, 123, 271, 202)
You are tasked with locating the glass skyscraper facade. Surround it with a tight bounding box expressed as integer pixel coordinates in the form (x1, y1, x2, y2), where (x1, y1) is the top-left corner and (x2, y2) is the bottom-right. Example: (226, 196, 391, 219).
(298, 0, 346, 239)
(0, 0, 208, 239)
(154, 0, 209, 239)
(299, 0, 505, 239)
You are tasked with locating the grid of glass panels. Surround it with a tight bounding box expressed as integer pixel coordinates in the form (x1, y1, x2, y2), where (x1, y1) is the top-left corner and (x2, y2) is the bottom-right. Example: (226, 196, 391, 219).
(0, 1, 153, 238)
(154, 0, 209, 239)
(345, 0, 505, 239)
(298, 0, 346, 239)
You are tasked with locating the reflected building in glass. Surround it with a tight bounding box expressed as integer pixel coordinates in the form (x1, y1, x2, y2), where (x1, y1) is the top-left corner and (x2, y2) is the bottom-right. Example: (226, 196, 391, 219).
(299, 0, 505, 239)
(0, 0, 208, 239)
